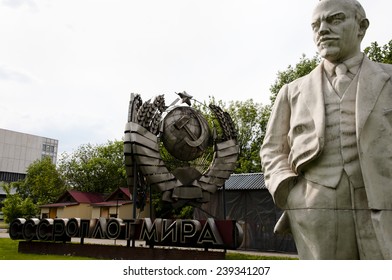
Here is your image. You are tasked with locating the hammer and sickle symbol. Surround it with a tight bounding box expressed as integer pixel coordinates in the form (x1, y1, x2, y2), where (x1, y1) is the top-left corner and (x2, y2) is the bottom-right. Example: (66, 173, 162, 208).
(174, 114, 207, 148)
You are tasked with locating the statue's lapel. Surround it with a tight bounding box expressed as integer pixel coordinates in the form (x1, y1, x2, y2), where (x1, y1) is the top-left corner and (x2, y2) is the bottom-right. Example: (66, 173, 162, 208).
(300, 63, 326, 141)
(356, 57, 390, 137)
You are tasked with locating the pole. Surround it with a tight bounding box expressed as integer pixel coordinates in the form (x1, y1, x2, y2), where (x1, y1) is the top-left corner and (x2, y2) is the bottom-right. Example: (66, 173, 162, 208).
(132, 160, 137, 247)
(222, 183, 227, 220)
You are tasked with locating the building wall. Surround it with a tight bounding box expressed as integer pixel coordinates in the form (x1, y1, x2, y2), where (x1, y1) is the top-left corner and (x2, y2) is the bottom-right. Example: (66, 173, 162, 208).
(41, 203, 152, 220)
(91, 207, 101, 219)
(40, 207, 50, 218)
(118, 204, 134, 219)
(0, 128, 58, 182)
(133, 203, 151, 219)
(40, 204, 91, 219)
(94, 203, 151, 219)
(62, 204, 92, 219)
(56, 208, 64, 218)
(118, 203, 151, 219)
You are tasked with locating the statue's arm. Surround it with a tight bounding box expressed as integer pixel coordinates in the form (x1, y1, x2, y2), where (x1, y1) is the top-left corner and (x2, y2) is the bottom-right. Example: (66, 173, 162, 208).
(260, 84, 297, 208)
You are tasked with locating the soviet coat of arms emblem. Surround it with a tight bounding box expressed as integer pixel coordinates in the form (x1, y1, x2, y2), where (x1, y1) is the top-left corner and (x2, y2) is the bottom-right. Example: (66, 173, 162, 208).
(124, 92, 239, 206)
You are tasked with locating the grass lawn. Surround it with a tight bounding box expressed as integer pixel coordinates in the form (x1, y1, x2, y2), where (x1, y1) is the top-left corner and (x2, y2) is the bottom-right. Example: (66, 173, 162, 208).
(0, 238, 97, 260)
(225, 252, 297, 260)
(0, 238, 297, 260)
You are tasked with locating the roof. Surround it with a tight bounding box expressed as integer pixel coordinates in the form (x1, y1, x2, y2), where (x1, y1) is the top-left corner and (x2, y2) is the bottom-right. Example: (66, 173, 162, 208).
(90, 187, 132, 207)
(91, 200, 132, 207)
(39, 190, 105, 208)
(223, 172, 266, 191)
(39, 202, 79, 208)
(104, 187, 131, 201)
(40, 188, 132, 208)
(57, 190, 105, 204)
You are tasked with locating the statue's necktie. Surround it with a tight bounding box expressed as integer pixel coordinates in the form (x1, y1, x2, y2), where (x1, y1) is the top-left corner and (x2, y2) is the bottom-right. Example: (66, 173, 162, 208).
(332, 63, 352, 97)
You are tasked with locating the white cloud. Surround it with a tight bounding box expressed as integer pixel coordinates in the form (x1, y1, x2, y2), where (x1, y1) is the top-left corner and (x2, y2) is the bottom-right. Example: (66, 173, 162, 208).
(1, 0, 38, 10)
(0, 65, 34, 83)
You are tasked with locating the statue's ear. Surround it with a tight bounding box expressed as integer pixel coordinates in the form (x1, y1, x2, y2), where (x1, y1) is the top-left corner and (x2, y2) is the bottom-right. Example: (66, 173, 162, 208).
(359, 18, 369, 38)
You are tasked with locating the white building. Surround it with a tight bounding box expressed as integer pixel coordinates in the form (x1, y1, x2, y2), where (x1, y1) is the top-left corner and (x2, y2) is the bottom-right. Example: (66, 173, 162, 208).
(0, 128, 58, 183)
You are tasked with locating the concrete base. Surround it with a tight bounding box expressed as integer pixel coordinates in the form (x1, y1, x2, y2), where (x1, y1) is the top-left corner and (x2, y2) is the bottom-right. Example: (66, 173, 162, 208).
(18, 241, 225, 260)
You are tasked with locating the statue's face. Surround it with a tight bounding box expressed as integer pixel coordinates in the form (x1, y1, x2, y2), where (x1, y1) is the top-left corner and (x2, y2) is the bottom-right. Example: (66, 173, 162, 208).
(311, 0, 363, 62)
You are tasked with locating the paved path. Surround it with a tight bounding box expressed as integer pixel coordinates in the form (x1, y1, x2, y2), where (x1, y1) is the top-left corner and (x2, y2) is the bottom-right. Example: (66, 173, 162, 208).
(0, 232, 10, 237)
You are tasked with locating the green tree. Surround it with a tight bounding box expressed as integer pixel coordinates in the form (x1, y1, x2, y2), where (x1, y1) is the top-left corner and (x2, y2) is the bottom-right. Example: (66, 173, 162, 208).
(1, 156, 65, 223)
(269, 54, 320, 106)
(1, 183, 39, 223)
(58, 140, 126, 193)
(226, 99, 270, 173)
(151, 191, 194, 219)
(364, 40, 392, 64)
(15, 157, 66, 205)
(194, 98, 269, 174)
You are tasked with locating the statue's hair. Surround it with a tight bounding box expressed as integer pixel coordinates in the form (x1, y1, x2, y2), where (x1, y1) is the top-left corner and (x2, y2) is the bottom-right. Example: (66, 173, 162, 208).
(318, 0, 366, 21)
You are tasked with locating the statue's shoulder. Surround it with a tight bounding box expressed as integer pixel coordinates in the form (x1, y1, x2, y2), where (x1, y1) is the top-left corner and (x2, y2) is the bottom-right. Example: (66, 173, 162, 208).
(365, 55, 392, 74)
(289, 74, 308, 87)
(377, 62, 392, 74)
(285, 67, 317, 91)
(276, 64, 321, 101)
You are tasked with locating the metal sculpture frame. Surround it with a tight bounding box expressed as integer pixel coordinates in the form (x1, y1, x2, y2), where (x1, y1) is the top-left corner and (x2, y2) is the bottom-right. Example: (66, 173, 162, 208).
(124, 92, 239, 215)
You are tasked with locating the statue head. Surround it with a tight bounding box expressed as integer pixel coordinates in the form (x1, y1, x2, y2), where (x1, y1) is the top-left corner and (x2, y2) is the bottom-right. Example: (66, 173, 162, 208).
(311, 0, 369, 63)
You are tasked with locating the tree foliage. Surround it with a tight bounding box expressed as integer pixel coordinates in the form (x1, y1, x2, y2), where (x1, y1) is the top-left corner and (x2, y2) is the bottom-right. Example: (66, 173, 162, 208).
(1, 183, 39, 223)
(364, 40, 392, 64)
(58, 140, 126, 193)
(15, 157, 66, 205)
(226, 100, 270, 173)
(151, 191, 194, 219)
(195, 97, 269, 173)
(2, 157, 65, 222)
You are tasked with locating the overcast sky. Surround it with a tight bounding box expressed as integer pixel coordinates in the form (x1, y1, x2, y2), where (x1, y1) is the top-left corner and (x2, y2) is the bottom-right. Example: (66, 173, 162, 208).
(1, 0, 391, 155)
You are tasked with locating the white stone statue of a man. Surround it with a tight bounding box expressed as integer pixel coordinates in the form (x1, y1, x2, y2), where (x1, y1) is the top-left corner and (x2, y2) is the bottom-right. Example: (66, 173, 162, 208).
(260, 0, 392, 259)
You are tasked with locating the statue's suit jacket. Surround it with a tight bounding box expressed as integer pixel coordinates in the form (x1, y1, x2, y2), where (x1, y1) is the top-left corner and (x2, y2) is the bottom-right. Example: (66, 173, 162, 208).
(260, 56, 392, 211)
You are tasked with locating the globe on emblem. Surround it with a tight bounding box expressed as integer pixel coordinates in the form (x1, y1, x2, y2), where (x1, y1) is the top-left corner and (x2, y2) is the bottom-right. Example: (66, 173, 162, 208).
(161, 106, 210, 161)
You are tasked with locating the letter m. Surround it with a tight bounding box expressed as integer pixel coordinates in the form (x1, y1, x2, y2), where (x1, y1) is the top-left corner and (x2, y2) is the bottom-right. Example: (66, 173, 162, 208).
(139, 218, 162, 243)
